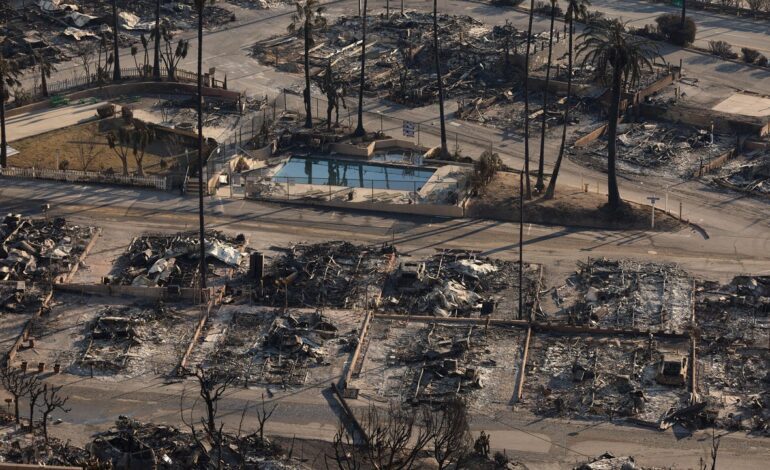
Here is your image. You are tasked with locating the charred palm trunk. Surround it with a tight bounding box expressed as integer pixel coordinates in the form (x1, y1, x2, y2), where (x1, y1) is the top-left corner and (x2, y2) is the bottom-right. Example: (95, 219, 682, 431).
(434, 0, 448, 156)
(112, 0, 121, 81)
(197, 2, 207, 288)
(153, 0, 161, 80)
(0, 79, 7, 168)
(354, 0, 368, 137)
(522, 0, 535, 199)
(41, 68, 49, 97)
(607, 66, 623, 210)
(536, 2, 557, 193)
(303, 22, 313, 128)
(545, 18, 573, 200)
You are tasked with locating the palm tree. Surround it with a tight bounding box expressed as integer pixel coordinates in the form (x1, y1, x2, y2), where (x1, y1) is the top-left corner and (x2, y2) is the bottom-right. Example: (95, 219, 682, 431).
(153, 0, 162, 80)
(535, 0, 558, 193)
(33, 52, 56, 97)
(433, 0, 448, 157)
(288, 0, 327, 129)
(545, 0, 591, 200)
(0, 56, 21, 168)
(112, 0, 121, 81)
(521, 0, 535, 199)
(353, 0, 368, 137)
(577, 19, 659, 211)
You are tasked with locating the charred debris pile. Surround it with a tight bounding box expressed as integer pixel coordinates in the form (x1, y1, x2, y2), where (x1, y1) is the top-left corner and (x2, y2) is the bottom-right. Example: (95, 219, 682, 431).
(1, 214, 94, 283)
(551, 258, 693, 333)
(573, 122, 734, 179)
(112, 231, 248, 288)
(525, 334, 693, 426)
(254, 11, 549, 106)
(78, 302, 184, 374)
(696, 275, 770, 434)
(211, 308, 357, 386)
(709, 149, 770, 197)
(383, 250, 539, 319)
(254, 241, 396, 309)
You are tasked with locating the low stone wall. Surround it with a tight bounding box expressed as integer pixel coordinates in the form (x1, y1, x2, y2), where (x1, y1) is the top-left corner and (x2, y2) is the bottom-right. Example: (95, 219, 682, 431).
(574, 124, 608, 147)
(54, 283, 211, 302)
(7, 82, 242, 119)
(253, 196, 464, 218)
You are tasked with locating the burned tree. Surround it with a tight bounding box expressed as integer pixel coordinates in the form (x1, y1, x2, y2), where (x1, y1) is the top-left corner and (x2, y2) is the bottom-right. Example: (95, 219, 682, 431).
(0, 367, 36, 424)
(433, 0, 448, 158)
(158, 25, 189, 80)
(111, 0, 121, 81)
(358, 402, 433, 470)
(535, 0, 558, 194)
(255, 393, 277, 443)
(74, 43, 95, 83)
(40, 384, 70, 443)
(32, 51, 56, 98)
(106, 127, 133, 176)
(27, 376, 44, 430)
(425, 398, 472, 470)
(288, 0, 327, 129)
(185, 365, 236, 443)
(327, 425, 363, 470)
(318, 62, 347, 130)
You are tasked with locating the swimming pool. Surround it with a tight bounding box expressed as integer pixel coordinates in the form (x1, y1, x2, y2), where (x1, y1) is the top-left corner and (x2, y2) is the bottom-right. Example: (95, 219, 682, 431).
(273, 156, 436, 191)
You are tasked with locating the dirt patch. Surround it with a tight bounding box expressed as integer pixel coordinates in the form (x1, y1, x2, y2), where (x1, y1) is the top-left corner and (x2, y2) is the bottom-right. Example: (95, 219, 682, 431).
(467, 171, 684, 231)
(10, 119, 189, 175)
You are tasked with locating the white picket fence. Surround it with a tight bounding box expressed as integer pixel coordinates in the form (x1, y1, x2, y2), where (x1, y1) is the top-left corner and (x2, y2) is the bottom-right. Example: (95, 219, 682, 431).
(0, 166, 168, 190)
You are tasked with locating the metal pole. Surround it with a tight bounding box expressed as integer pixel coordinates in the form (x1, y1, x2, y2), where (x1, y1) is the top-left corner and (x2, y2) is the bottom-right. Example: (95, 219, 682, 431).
(519, 170, 524, 321)
(380, 114, 383, 133)
(679, 201, 682, 221)
(283, 89, 287, 111)
(651, 202, 655, 229)
(417, 123, 421, 146)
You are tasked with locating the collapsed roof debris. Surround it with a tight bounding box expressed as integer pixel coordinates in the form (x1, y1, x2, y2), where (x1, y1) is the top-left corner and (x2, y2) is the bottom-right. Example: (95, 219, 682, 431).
(525, 334, 693, 426)
(254, 241, 395, 309)
(253, 11, 550, 107)
(382, 250, 539, 319)
(0, 214, 95, 282)
(78, 302, 186, 375)
(696, 276, 770, 434)
(112, 231, 247, 288)
(210, 307, 357, 387)
(550, 258, 693, 333)
(573, 122, 735, 180)
(709, 150, 770, 197)
(350, 320, 524, 407)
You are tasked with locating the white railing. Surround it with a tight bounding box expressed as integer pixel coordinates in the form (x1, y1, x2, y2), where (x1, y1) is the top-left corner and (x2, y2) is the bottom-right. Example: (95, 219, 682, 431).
(0, 166, 168, 190)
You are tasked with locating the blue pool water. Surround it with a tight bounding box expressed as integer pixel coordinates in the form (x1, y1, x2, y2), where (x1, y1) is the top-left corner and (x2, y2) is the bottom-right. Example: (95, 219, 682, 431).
(273, 156, 435, 191)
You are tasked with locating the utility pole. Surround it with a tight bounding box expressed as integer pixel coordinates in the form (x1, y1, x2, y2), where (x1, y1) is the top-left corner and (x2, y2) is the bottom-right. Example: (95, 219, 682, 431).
(519, 170, 524, 320)
(196, 1, 207, 289)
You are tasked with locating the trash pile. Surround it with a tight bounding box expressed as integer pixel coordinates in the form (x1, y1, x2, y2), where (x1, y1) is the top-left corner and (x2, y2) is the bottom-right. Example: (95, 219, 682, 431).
(525, 335, 692, 425)
(0, 214, 94, 282)
(382, 250, 537, 319)
(113, 231, 247, 287)
(212, 309, 355, 386)
(574, 122, 735, 179)
(255, 241, 395, 308)
(551, 258, 693, 333)
(709, 150, 770, 197)
(695, 276, 770, 434)
(0, 434, 93, 467)
(253, 11, 550, 106)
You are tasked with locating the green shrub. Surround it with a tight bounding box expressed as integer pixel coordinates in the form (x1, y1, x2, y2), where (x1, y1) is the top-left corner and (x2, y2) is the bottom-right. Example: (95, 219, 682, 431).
(655, 14, 697, 46)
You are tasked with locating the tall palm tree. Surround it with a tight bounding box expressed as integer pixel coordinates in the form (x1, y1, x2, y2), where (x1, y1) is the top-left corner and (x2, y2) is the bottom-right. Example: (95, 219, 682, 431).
(535, 0, 558, 193)
(545, 0, 591, 200)
(112, 0, 121, 81)
(434, 0, 448, 157)
(577, 19, 659, 211)
(0, 56, 21, 168)
(153, 0, 162, 80)
(353, 0, 368, 137)
(288, 0, 327, 129)
(521, 0, 535, 199)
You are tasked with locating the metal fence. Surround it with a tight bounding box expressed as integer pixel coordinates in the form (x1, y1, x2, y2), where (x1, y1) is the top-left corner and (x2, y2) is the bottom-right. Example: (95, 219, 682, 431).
(0, 166, 169, 190)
